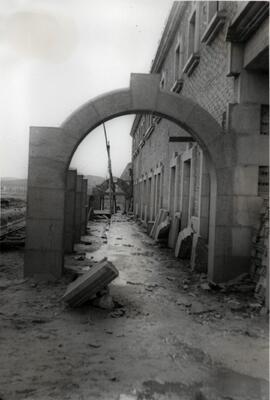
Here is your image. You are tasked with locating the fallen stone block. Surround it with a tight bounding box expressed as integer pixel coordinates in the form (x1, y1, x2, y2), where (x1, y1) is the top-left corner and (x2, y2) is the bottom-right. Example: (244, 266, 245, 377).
(62, 258, 118, 307)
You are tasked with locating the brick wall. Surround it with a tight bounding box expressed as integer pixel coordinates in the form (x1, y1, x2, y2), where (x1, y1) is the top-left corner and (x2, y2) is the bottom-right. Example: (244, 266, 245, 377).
(157, 2, 238, 125)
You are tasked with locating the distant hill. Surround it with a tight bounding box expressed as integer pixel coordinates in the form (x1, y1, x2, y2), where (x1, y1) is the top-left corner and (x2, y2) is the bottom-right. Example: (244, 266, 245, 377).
(1, 176, 106, 196)
(84, 175, 105, 195)
(1, 178, 27, 185)
(1, 178, 27, 199)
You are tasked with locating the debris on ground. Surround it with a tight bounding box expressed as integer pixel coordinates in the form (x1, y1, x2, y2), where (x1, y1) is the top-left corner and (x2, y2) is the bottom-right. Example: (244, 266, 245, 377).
(189, 303, 216, 315)
(91, 293, 114, 310)
(126, 281, 143, 286)
(62, 258, 118, 307)
(110, 308, 126, 318)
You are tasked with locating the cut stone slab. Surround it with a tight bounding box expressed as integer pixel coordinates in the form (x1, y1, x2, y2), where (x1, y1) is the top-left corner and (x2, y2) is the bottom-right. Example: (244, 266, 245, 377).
(168, 212, 181, 248)
(62, 258, 118, 307)
(150, 209, 168, 238)
(154, 216, 170, 241)
(175, 226, 193, 258)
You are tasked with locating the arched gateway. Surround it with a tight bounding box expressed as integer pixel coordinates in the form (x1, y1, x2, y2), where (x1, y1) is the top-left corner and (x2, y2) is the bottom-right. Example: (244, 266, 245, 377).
(25, 73, 247, 282)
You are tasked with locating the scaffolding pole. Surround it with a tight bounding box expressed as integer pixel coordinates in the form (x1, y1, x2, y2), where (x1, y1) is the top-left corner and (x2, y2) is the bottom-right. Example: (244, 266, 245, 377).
(102, 123, 116, 214)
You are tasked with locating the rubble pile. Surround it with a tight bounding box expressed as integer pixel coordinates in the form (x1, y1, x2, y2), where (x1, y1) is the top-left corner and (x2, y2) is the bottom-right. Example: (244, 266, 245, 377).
(251, 205, 269, 305)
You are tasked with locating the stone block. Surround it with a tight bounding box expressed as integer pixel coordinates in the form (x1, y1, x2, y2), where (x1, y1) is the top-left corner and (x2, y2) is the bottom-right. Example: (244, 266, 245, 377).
(61, 102, 100, 140)
(200, 172, 210, 196)
(175, 226, 193, 258)
(28, 156, 66, 189)
(184, 104, 223, 150)
(130, 73, 160, 111)
(29, 126, 76, 164)
(155, 216, 170, 240)
(208, 134, 236, 170)
(27, 187, 65, 220)
(200, 196, 210, 218)
(191, 235, 208, 273)
(24, 249, 63, 279)
(214, 226, 232, 257)
(64, 170, 77, 253)
(62, 258, 119, 307)
(156, 91, 195, 129)
(232, 165, 258, 195)
(81, 179, 88, 235)
(215, 167, 234, 196)
(236, 135, 269, 165)
(190, 216, 199, 233)
(209, 254, 249, 283)
(232, 226, 252, 257)
(199, 217, 209, 240)
(75, 175, 83, 242)
(66, 169, 77, 189)
(229, 103, 261, 135)
(168, 213, 181, 248)
(215, 195, 233, 226)
(26, 218, 64, 251)
(150, 209, 168, 238)
(233, 195, 263, 227)
(147, 221, 154, 235)
(244, 17, 269, 69)
(93, 89, 132, 121)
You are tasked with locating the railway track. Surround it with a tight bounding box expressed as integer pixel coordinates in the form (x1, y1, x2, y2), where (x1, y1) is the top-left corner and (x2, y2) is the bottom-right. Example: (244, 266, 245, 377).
(0, 217, 26, 246)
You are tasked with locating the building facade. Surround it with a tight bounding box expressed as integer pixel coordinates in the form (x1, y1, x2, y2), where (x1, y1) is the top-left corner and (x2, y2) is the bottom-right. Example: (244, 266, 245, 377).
(131, 2, 269, 279)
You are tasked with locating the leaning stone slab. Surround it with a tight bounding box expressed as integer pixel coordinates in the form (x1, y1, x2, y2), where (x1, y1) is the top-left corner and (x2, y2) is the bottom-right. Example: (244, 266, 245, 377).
(150, 209, 169, 238)
(175, 226, 193, 258)
(168, 212, 181, 249)
(154, 216, 170, 241)
(62, 258, 118, 307)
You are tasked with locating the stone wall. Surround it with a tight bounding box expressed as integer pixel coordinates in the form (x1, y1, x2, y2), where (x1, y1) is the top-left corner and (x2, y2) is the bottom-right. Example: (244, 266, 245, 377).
(251, 205, 269, 305)
(131, 1, 269, 282)
(158, 1, 237, 125)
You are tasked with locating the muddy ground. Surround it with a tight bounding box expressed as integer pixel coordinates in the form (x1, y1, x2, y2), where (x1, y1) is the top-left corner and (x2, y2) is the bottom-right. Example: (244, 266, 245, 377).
(0, 214, 269, 400)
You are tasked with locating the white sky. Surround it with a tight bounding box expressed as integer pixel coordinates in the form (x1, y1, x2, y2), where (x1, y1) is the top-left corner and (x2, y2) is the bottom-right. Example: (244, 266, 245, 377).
(0, 0, 173, 179)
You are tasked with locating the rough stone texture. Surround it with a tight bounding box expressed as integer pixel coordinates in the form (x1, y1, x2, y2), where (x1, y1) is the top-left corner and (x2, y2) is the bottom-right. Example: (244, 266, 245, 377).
(175, 227, 193, 258)
(74, 175, 83, 243)
(168, 212, 181, 249)
(155, 216, 170, 241)
(131, 2, 268, 284)
(80, 179, 88, 236)
(64, 170, 77, 253)
(191, 235, 208, 273)
(251, 205, 269, 306)
(62, 258, 118, 307)
(150, 209, 169, 239)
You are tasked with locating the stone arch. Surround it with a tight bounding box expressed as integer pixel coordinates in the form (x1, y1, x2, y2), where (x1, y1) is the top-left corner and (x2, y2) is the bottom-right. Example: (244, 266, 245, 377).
(25, 73, 238, 282)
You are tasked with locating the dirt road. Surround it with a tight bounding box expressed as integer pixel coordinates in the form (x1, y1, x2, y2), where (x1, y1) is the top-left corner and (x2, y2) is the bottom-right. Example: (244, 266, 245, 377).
(0, 214, 268, 399)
